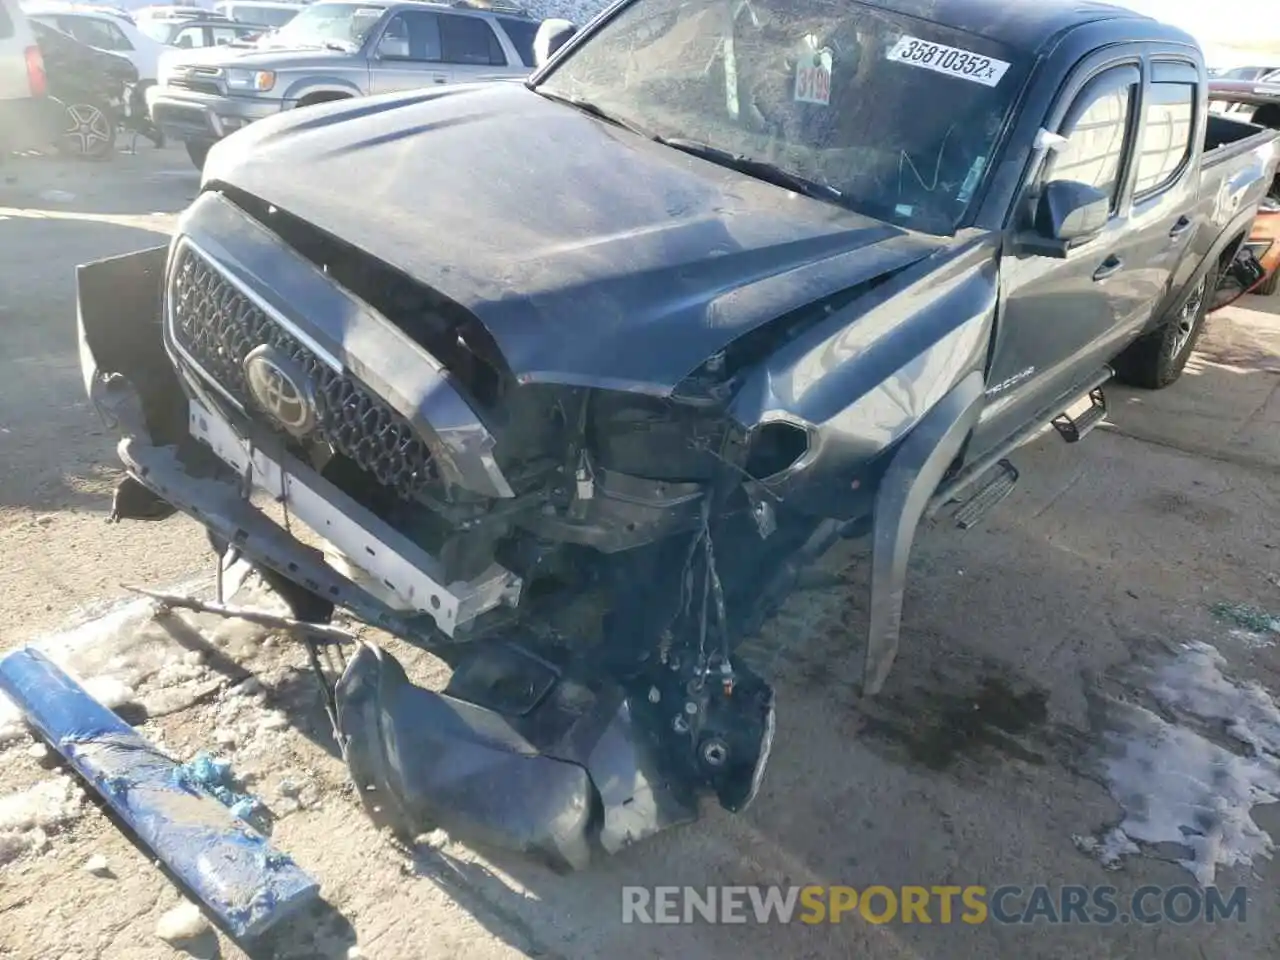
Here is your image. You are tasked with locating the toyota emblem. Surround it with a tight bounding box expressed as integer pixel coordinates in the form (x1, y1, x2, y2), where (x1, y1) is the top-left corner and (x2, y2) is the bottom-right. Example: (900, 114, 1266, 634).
(243, 344, 317, 437)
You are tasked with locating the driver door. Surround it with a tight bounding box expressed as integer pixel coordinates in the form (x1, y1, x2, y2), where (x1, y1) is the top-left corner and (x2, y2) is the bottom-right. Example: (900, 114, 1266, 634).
(975, 59, 1146, 449)
(368, 10, 450, 93)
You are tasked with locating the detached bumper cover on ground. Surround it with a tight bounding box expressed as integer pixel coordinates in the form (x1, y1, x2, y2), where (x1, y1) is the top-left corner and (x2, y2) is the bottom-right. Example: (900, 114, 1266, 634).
(0, 647, 320, 939)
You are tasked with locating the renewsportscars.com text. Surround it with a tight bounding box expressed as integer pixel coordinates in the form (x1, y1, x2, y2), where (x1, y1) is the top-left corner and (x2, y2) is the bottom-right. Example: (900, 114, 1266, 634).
(621, 885, 1248, 925)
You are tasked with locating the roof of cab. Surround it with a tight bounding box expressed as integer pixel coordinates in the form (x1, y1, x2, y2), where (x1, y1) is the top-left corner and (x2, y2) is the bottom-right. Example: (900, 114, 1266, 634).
(873, 0, 1156, 54)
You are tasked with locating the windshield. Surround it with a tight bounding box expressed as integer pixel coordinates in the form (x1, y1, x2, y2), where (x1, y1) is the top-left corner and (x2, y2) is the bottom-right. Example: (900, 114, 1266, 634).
(266, 1, 384, 49)
(138, 19, 177, 42)
(535, 0, 1026, 234)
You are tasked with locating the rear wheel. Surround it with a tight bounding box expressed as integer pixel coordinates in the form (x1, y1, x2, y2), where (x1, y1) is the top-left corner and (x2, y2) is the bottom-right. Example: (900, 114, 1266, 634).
(59, 100, 116, 160)
(1112, 272, 1210, 390)
(185, 140, 213, 171)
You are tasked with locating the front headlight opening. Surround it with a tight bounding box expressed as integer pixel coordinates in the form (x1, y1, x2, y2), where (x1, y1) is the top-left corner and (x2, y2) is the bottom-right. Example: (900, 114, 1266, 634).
(226, 69, 275, 92)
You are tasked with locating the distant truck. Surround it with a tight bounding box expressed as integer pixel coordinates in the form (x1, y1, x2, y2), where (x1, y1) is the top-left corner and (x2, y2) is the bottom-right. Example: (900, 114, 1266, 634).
(83, 0, 1279, 872)
(148, 0, 543, 168)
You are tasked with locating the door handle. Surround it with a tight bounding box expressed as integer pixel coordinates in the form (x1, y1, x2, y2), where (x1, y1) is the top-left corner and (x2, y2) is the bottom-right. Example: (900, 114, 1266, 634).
(434, 77, 447, 84)
(1168, 215, 1193, 239)
(1093, 255, 1124, 281)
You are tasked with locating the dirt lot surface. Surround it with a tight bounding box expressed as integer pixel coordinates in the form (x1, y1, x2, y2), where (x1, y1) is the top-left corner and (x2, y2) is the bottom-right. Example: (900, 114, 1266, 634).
(1, 147, 1279, 960)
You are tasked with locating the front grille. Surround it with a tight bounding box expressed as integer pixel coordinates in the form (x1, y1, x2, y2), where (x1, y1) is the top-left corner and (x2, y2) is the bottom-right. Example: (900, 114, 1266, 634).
(168, 242, 437, 500)
(169, 78, 221, 96)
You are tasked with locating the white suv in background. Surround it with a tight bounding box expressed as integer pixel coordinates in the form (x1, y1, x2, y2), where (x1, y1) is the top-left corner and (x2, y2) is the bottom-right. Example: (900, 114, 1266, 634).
(23, 2, 169, 81)
(0, 0, 60, 154)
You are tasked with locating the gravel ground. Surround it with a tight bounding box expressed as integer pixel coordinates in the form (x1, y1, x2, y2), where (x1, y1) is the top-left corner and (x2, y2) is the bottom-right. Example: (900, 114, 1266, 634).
(1, 146, 1279, 960)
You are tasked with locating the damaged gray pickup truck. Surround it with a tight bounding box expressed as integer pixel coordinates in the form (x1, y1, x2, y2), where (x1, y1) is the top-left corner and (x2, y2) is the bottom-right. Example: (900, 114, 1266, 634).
(79, 0, 1279, 871)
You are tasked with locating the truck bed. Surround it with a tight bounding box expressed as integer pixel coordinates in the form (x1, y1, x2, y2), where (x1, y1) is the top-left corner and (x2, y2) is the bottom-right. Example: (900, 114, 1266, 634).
(1204, 113, 1279, 169)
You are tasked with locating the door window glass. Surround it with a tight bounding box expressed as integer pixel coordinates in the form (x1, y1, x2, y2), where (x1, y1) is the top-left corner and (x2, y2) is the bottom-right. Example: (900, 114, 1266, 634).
(1134, 81, 1195, 195)
(440, 14, 503, 65)
(1045, 78, 1136, 209)
(64, 15, 134, 50)
(174, 25, 206, 47)
(379, 11, 441, 61)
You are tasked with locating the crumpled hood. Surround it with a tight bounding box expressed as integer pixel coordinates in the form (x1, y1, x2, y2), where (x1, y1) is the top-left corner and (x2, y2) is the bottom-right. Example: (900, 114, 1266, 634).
(204, 83, 943, 394)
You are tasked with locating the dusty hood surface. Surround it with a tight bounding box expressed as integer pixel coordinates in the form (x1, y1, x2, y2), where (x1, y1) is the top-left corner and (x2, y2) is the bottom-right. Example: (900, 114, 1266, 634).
(203, 82, 943, 393)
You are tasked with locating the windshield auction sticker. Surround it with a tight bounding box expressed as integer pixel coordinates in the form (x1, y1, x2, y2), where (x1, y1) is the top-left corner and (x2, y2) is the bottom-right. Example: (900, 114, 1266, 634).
(885, 36, 1011, 87)
(794, 48, 834, 105)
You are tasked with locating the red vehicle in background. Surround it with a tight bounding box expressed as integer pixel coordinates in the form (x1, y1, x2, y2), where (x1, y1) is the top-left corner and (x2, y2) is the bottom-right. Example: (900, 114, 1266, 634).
(1210, 78, 1280, 295)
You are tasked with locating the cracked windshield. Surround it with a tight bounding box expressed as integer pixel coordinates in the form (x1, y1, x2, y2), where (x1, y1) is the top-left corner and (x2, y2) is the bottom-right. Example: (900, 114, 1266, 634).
(537, 0, 1025, 233)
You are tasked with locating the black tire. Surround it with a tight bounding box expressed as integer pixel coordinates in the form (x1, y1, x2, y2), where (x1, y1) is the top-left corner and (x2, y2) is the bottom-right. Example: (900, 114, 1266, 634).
(1256, 268, 1280, 296)
(1112, 272, 1211, 390)
(296, 92, 351, 109)
(58, 100, 116, 160)
(185, 139, 213, 171)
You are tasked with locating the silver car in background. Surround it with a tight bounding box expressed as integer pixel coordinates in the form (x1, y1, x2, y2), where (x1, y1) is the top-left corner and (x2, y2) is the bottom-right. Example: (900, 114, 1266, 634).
(149, 0, 541, 168)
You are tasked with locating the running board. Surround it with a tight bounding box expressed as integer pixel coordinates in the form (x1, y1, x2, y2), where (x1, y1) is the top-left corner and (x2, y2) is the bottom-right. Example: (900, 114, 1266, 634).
(1051, 387, 1108, 443)
(951, 459, 1019, 529)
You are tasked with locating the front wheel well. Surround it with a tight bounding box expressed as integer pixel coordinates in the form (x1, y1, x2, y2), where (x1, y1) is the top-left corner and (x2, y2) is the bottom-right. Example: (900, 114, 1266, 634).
(295, 91, 353, 108)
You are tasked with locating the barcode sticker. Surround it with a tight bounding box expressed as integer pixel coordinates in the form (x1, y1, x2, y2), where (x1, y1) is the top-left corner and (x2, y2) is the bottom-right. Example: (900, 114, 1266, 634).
(885, 36, 1011, 87)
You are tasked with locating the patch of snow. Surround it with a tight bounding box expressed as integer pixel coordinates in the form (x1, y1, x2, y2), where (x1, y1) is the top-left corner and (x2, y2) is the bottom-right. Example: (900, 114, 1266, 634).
(0, 777, 84, 865)
(1, 576, 286, 751)
(1087, 642, 1280, 884)
(1072, 828, 1140, 870)
(1229, 628, 1276, 649)
(84, 853, 111, 876)
(155, 901, 211, 943)
(1150, 642, 1280, 757)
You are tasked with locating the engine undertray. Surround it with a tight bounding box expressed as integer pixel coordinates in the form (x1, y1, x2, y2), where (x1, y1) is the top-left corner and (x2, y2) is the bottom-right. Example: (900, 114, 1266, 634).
(334, 638, 776, 872)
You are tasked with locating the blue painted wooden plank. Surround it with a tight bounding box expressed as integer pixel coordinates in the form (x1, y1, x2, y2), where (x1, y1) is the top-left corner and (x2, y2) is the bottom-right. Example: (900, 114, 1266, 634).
(0, 646, 320, 940)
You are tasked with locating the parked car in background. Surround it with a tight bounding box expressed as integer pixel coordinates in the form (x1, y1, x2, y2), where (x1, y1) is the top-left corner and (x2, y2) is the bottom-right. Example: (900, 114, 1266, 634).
(1208, 65, 1280, 81)
(29, 16, 135, 156)
(0, 0, 63, 154)
(139, 13, 258, 45)
(1210, 79, 1280, 295)
(134, 5, 227, 21)
(24, 3, 167, 81)
(212, 0, 301, 31)
(150, 0, 542, 169)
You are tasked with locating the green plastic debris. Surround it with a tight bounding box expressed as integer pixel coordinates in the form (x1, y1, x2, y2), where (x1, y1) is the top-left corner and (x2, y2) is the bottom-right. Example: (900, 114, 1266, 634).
(1210, 602, 1280, 634)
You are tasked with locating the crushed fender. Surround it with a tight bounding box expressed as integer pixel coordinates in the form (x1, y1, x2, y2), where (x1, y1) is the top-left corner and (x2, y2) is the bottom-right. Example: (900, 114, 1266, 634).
(0, 647, 319, 940)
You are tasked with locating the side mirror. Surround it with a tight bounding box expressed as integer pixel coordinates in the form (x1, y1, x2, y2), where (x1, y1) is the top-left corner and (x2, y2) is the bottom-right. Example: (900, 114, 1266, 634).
(533, 19, 576, 68)
(1020, 180, 1110, 258)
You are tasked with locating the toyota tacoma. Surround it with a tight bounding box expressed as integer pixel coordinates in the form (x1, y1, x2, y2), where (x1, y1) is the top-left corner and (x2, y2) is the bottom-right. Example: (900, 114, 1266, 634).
(78, 0, 1279, 871)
